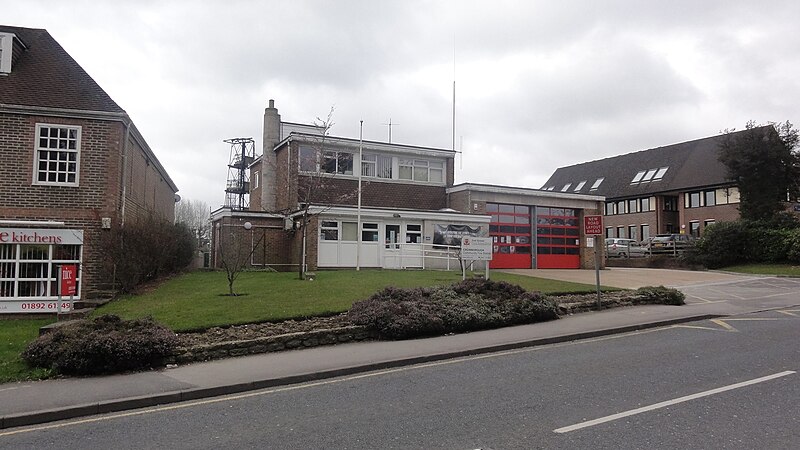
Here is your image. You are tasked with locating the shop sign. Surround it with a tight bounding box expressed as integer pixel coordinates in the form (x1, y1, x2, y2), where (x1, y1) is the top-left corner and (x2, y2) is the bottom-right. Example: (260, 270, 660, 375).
(0, 228, 84, 245)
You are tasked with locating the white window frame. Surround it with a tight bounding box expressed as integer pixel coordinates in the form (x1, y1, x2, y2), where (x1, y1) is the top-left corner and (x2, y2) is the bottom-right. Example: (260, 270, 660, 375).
(33, 124, 81, 187)
(590, 178, 604, 190)
(574, 180, 587, 191)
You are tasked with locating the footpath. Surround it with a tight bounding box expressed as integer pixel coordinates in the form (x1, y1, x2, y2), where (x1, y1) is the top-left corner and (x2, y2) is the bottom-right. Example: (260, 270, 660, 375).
(0, 268, 794, 430)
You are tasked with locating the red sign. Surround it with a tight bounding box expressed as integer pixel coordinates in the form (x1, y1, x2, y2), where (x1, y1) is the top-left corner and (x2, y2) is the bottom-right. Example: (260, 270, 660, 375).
(60, 264, 78, 296)
(584, 215, 603, 235)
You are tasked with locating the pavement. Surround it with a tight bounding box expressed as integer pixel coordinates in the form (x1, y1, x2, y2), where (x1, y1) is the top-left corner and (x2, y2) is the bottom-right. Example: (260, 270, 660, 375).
(2, 267, 798, 430)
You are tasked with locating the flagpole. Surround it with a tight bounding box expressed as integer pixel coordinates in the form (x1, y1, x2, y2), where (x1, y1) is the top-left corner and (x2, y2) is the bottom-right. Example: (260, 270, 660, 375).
(356, 120, 363, 271)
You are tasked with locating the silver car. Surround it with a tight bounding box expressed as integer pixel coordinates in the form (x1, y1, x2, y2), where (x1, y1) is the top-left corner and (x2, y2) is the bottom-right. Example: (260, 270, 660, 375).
(605, 238, 647, 258)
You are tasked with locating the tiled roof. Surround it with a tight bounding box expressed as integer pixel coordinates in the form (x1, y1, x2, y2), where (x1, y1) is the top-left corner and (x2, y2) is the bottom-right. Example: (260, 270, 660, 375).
(542, 127, 772, 200)
(0, 25, 123, 113)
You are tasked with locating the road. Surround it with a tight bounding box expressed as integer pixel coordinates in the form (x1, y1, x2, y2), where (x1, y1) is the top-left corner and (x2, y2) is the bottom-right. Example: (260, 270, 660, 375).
(2, 309, 798, 449)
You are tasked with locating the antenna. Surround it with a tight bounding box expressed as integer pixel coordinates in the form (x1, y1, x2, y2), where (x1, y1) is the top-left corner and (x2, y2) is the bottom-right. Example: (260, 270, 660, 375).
(381, 118, 398, 143)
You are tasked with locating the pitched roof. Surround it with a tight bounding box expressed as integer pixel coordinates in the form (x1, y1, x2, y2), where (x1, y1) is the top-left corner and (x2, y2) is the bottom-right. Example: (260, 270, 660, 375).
(0, 25, 123, 113)
(542, 127, 772, 199)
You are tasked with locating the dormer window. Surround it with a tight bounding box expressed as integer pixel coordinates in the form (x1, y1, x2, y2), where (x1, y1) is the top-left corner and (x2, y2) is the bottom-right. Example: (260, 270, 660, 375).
(0, 33, 13, 74)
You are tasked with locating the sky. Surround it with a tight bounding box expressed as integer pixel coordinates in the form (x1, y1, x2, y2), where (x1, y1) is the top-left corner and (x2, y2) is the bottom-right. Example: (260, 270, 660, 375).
(6, 1, 800, 210)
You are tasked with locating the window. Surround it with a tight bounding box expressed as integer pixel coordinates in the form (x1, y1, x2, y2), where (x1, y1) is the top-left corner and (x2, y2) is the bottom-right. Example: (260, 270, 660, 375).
(34, 124, 81, 186)
(663, 196, 678, 211)
(298, 146, 317, 172)
(406, 224, 422, 243)
(574, 181, 587, 191)
(631, 171, 646, 183)
(654, 167, 669, 179)
(704, 190, 716, 206)
(703, 219, 715, 231)
(399, 158, 443, 183)
(641, 224, 650, 241)
(689, 221, 700, 238)
(361, 223, 379, 242)
(320, 221, 338, 240)
(605, 202, 615, 215)
(605, 227, 613, 238)
(641, 169, 658, 182)
(322, 151, 353, 175)
(640, 197, 650, 211)
(590, 178, 604, 190)
(616, 201, 626, 214)
(628, 225, 638, 241)
(1, 233, 83, 300)
(616, 226, 625, 238)
(342, 222, 357, 241)
(252, 171, 259, 189)
(627, 199, 638, 214)
(561, 183, 572, 192)
(361, 154, 393, 178)
(685, 191, 702, 208)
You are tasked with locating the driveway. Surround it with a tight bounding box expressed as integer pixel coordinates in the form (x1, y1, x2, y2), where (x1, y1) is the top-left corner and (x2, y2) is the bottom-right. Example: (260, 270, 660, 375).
(503, 267, 800, 313)
(501, 267, 752, 289)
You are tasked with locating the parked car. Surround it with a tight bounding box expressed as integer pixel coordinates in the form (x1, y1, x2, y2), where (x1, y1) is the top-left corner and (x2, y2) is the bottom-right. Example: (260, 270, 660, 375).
(648, 233, 694, 254)
(605, 238, 647, 258)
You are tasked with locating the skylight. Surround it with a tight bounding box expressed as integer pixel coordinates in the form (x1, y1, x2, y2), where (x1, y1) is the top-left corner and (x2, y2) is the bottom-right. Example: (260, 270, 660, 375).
(561, 183, 572, 192)
(631, 167, 669, 184)
(641, 169, 658, 182)
(590, 178, 604, 190)
(574, 180, 587, 191)
(631, 171, 646, 183)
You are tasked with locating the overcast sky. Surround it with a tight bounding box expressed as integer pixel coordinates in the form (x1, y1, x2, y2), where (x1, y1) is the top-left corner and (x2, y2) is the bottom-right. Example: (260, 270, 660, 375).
(7, 1, 800, 210)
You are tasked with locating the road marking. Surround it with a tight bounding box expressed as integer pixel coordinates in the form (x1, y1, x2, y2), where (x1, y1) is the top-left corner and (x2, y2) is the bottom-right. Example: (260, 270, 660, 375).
(671, 325, 727, 332)
(777, 310, 799, 317)
(710, 319, 738, 331)
(553, 370, 796, 434)
(0, 326, 677, 437)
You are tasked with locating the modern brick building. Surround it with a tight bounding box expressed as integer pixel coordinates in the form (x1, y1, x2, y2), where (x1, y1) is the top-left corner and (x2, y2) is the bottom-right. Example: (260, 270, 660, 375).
(211, 101, 603, 271)
(542, 129, 765, 241)
(0, 26, 178, 313)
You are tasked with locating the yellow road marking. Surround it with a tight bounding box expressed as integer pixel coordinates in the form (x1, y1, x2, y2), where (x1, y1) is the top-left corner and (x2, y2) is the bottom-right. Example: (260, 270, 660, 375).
(710, 319, 738, 332)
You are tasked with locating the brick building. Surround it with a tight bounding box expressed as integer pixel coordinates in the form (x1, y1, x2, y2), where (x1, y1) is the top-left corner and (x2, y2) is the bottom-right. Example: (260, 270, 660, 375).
(211, 101, 603, 271)
(0, 26, 178, 313)
(541, 129, 765, 241)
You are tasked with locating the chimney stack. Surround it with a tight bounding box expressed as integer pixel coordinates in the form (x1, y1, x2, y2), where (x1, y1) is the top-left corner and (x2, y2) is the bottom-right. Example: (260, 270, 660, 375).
(261, 99, 281, 211)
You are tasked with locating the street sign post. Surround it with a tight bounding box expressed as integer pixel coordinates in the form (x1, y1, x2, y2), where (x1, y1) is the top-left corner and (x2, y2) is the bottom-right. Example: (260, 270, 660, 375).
(460, 237, 493, 280)
(583, 215, 603, 308)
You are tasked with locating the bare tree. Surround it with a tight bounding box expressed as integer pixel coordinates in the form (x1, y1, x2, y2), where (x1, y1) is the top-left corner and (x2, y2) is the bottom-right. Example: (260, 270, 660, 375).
(175, 199, 211, 250)
(215, 222, 265, 296)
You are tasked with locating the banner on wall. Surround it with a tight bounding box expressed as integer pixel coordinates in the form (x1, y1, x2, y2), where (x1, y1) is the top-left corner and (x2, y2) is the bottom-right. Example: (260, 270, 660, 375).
(433, 224, 484, 247)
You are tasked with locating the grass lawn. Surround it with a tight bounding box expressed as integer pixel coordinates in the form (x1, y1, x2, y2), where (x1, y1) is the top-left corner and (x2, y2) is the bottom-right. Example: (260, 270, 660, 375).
(96, 269, 611, 332)
(0, 318, 55, 383)
(721, 264, 800, 277)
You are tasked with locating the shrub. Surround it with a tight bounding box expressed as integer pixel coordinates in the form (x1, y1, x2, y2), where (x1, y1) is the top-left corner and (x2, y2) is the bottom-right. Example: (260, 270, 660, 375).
(100, 217, 195, 293)
(634, 286, 685, 306)
(22, 315, 178, 375)
(348, 279, 558, 339)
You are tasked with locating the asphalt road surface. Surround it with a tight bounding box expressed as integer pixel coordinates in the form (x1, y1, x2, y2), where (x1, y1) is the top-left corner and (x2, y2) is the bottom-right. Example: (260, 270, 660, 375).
(2, 310, 798, 449)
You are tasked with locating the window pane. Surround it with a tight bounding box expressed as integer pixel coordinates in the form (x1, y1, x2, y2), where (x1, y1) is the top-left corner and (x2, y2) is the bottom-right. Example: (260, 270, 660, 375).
(299, 147, 316, 171)
(429, 168, 443, 183)
(342, 222, 357, 241)
(337, 153, 353, 175)
(705, 190, 716, 206)
(414, 166, 428, 182)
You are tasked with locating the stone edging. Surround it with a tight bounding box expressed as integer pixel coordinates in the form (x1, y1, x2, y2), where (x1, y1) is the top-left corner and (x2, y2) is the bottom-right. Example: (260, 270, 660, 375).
(166, 326, 376, 364)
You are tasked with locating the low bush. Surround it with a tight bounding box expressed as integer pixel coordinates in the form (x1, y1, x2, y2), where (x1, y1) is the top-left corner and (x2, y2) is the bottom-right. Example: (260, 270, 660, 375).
(634, 286, 686, 306)
(348, 279, 558, 340)
(21, 315, 178, 375)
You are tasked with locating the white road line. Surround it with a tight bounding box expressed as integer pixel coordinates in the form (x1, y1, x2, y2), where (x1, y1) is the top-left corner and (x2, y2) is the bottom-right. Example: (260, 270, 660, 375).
(554, 370, 796, 434)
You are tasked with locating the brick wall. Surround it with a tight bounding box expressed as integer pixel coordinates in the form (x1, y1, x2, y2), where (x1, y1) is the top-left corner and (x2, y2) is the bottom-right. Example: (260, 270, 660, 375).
(1, 112, 177, 300)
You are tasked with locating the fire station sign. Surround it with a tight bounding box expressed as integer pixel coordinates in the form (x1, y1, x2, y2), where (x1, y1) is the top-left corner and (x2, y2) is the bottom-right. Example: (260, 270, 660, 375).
(461, 237, 493, 261)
